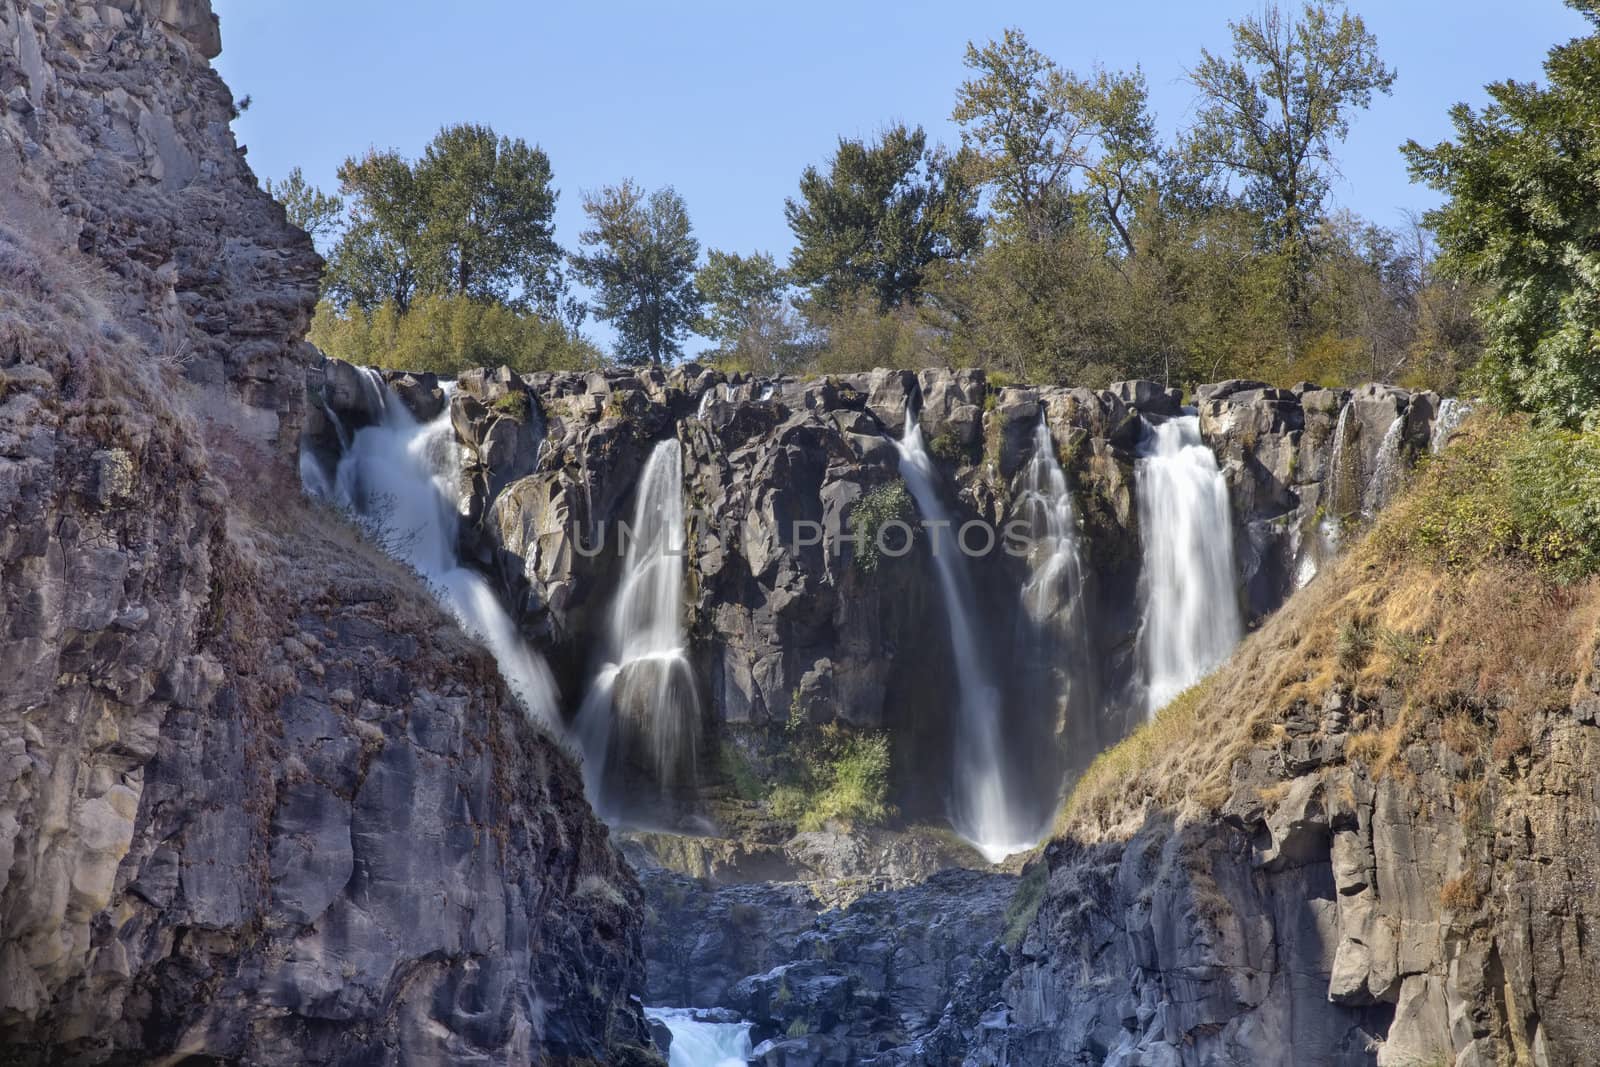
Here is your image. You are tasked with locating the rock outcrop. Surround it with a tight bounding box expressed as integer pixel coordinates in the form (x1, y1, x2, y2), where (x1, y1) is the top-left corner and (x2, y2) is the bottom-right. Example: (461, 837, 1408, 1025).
(0, 3, 652, 1062)
(639, 861, 1019, 1066)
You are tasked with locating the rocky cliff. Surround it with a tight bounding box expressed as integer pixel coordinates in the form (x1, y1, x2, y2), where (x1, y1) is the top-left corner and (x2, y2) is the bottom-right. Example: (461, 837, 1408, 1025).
(314, 358, 1452, 838)
(0, 3, 652, 1062)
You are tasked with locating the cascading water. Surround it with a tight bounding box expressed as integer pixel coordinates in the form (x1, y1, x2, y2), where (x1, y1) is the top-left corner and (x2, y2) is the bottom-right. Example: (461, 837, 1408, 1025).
(1361, 415, 1406, 517)
(575, 438, 701, 814)
(312, 374, 559, 722)
(645, 1008, 752, 1067)
(1431, 398, 1469, 454)
(1135, 415, 1243, 717)
(1017, 413, 1089, 627)
(894, 401, 1031, 862)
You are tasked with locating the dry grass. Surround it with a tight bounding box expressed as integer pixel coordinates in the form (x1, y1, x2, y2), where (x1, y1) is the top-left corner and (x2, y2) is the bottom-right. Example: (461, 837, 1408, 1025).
(1439, 873, 1483, 913)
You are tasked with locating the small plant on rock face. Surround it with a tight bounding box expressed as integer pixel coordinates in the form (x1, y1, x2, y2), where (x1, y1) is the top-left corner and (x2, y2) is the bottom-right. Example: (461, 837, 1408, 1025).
(850, 480, 912, 574)
(491, 390, 530, 421)
(1336, 617, 1375, 671)
(1439, 872, 1483, 913)
(929, 431, 966, 464)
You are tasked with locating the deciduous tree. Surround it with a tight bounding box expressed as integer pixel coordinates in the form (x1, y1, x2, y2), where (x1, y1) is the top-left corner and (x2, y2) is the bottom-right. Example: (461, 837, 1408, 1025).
(571, 181, 703, 365)
(785, 124, 981, 312)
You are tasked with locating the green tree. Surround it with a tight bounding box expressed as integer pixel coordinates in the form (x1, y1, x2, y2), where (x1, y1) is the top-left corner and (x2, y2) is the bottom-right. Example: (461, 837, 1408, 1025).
(694, 250, 806, 372)
(264, 166, 343, 243)
(571, 181, 703, 365)
(952, 30, 1160, 252)
(1403, 1, 1600, 426)
(413, 123, 562, 311)
(1072, 67, 1161, 257)
(323, 123, 564, 316)
(952, 29, 1088, 240)
(785, 124, 981, 312)
(326, 149, 427, 312)
(1187, 1, 1395, 326)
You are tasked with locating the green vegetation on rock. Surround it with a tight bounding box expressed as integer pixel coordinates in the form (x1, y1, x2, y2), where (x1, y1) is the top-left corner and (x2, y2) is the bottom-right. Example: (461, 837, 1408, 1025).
(766, 724, 894, 833)
(308, 293, 598, 376)
(849, 481, 913, 574)
(1374, 415, 1600, 585)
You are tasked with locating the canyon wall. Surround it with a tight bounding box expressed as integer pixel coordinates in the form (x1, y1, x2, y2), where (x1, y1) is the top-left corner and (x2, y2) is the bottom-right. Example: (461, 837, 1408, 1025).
(0, 3, 652, 1062)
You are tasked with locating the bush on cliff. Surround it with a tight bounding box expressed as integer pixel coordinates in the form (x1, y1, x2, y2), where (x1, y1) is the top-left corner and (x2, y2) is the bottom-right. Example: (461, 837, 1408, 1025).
(767, 724, 893, 832)
(308, 293, 599, 375)
(1374, 414, 1600, 585)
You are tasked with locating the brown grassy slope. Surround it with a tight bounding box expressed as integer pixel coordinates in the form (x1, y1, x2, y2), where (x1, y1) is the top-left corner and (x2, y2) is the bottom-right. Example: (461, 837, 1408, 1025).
(1061, 414, 1600, 844)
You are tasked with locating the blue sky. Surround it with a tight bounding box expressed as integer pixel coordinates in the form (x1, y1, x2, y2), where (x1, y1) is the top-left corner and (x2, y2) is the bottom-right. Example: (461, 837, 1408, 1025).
(214, 1, 1589, 351)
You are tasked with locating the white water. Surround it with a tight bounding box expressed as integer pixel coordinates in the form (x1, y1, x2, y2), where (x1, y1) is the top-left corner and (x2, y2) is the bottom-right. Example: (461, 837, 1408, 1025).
(1431, 398, 1469, 454)
(1135, 415, 1243, 717)
(1361, 415, 1406, 517)
(315, 373, 559, 722)
(894, 402, 1032, 863)
(1018, 413, 1089, 627)
(575, 439, 701, 810)
(646, 1008, 751, 1067)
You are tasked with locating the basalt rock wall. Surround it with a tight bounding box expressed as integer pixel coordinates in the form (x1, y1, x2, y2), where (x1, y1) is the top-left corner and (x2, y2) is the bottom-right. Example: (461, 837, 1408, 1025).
(314, 358, 1457, 824)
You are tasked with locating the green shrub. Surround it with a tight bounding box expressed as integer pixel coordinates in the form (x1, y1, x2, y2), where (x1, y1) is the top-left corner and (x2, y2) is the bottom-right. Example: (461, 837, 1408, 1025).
(1503, 427, 1600, 583)
(767, 785, 809, 822)
(1336, 617, 1375, 671)
(929, 432, 967, 465)
(850, 481, 913, 574)
(309, 293, 600, 376)
(491, 390, 530, 420)
(764, 725, 894, 832)
(1373, 412, 1600, 584)
(797, 733, 892, 832)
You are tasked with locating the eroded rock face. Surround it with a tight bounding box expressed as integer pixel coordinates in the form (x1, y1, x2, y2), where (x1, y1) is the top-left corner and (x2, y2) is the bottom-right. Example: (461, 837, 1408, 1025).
(0, 3, 653, 1062)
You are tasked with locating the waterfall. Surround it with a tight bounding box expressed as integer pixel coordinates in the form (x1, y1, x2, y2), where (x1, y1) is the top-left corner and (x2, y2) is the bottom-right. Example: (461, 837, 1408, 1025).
(645, 1008, 751, 1067)
(1431, 398, 1469, 454)
(1361, 415, 1406, 517)
(894, 402, 1030, 862)
(1018, 413, 1088, 626)
(1135, 415, 1242, 717)
(575, 439, 701, 812)
(315, 376, 559, 722)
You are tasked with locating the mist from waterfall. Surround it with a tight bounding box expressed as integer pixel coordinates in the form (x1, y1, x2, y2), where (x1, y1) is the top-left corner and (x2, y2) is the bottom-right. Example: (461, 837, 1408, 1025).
(894, 402, 1032, 862)
(1135, 415, 1243, 718)
(312, 371, 559, 722)
(575, 438, 701, 814)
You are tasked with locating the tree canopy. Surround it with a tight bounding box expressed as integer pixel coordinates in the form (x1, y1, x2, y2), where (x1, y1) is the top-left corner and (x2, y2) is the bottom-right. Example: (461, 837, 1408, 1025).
(785, 124, 982, 312)
(1187, 1, 1395, 331)
(322, 123, 565, 317)
(1404, 0, 1600, 427)
(571, 181, 703, 365)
